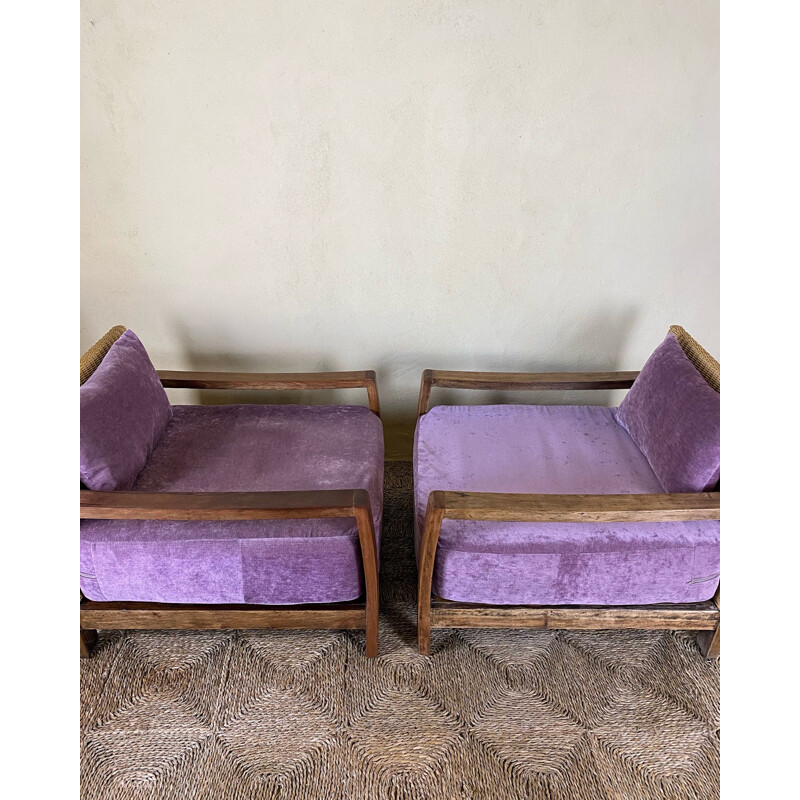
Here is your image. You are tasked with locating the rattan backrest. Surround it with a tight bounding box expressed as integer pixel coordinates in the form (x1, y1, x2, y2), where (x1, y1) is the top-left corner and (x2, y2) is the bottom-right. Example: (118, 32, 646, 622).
(668, 325, 719, 393)
(80, 326, 128, 385)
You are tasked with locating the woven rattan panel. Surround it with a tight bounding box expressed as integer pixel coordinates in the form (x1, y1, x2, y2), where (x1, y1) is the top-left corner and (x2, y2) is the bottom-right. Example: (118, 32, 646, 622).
(80, 326, 127, 385)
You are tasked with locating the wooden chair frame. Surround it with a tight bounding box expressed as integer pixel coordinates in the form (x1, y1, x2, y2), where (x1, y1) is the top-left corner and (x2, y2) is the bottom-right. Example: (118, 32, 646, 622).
(81, 366, 381, 658)
(416, 369, 721, 658)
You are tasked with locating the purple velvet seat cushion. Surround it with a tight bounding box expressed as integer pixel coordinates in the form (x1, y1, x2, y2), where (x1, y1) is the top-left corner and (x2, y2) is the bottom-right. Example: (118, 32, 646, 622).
(81, 404, 383, 605)
(413, 405, 719, 605)
(616, 332, 720, 493)
(80, 330, 172, 491)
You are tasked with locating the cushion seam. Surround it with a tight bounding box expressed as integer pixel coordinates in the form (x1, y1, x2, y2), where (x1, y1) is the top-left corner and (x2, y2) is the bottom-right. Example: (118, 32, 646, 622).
(87, 542, 108, 601)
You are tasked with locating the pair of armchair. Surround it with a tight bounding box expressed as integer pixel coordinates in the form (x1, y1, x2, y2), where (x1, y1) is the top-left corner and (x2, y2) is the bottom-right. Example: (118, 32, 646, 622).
(80, 325, 720, 659)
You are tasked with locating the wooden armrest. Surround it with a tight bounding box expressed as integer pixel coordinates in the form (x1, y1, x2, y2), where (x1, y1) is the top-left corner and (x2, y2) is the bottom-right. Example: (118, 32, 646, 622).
(80, 489, 371, 521)
(429, 490, 720, 523)
(158, 369, 380, 416)
(417, 369, 639, 415)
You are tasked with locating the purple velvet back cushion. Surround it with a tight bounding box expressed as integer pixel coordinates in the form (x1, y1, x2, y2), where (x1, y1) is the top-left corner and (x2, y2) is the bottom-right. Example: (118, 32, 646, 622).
(80, 330, 172, 491)
(616, 333, 720, 493)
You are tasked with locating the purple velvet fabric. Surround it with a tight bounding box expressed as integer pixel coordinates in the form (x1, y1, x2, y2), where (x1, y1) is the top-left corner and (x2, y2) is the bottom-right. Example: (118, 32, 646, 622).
(617, 333, 720, 493)
(80, 330, 172, 491)
(81, 404, 384, 604)
(413, 405, 719, 605)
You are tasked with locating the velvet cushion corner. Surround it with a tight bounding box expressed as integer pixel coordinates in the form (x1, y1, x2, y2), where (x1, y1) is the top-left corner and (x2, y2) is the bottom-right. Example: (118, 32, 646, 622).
(616, 332, 720, 493)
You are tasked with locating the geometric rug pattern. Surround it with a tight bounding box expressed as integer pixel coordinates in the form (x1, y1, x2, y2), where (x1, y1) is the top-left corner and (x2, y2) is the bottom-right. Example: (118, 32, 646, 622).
(81, 462, 720, 799)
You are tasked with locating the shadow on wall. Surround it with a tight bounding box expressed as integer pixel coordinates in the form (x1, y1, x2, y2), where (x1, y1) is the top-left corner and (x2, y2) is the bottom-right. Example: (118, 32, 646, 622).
(162, 319, 373, 409)
(379, 308, 639, 459)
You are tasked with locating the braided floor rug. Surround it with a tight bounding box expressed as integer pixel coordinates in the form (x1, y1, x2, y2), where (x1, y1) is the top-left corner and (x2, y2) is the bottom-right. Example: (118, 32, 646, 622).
(81, 462, 720, 800)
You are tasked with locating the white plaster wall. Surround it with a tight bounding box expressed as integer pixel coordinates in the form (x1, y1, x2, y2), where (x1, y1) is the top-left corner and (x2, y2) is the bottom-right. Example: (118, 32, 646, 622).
(81, 0, 719, 457)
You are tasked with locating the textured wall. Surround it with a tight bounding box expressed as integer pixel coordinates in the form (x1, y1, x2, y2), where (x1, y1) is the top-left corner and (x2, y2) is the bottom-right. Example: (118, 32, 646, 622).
(81, 0, 719, 457)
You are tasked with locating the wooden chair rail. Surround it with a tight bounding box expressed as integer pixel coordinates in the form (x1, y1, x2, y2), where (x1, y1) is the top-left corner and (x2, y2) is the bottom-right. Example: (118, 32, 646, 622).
(430, 599, 720, 630)
(417, 368, 639, 416)
(80, 600, 367, 631)
(158, 369, 381, 416)
(80, 488, 370, 521)
(430, 490, 721, 523)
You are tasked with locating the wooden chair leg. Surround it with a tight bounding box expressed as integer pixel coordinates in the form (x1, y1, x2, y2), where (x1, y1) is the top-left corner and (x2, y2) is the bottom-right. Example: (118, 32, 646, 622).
(365, 610, 378, 658)
(697, 624, 720, 659)
(697, 584, 720, 658)
(417, 498, 444, 655)
(418, 602, 431, 655)
(354, 505, 380, 658)
(80, 628, 97, 658)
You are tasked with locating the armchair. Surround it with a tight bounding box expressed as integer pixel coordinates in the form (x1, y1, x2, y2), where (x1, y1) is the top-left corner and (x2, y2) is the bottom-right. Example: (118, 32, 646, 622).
(80, 327, 383, 657)
(415, 325, 720, 657)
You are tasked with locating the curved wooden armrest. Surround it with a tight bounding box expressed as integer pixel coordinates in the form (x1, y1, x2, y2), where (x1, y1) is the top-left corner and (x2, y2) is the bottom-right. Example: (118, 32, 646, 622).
(429, 490, 720, 522)
(80, 489, 372, 521)
(417, 369, 639, 415)
(158, 369, 380, 416)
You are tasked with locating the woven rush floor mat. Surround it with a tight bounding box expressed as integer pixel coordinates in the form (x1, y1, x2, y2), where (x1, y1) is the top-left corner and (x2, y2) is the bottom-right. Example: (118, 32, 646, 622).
(81, 461, 720, 800)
